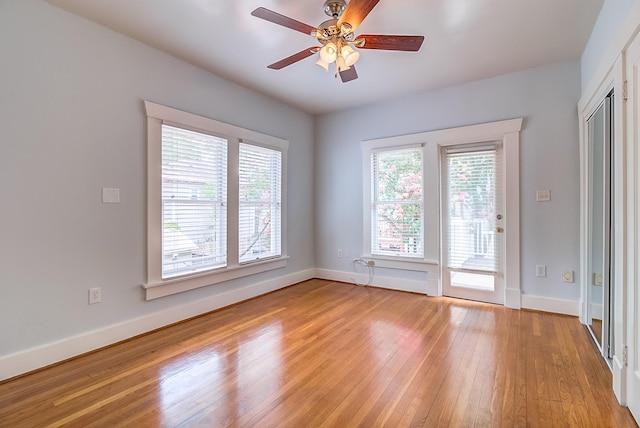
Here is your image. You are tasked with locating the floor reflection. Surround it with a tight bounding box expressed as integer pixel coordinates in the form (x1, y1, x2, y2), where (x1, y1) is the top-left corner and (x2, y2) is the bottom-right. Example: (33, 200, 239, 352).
(158, 322, 283, 426)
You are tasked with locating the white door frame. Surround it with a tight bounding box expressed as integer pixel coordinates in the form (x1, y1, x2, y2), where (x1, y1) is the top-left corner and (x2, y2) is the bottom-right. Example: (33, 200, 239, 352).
(623, 31, 640, 421)
(577, 6, 640, 417)
(579, 52, 628, 406)
(434, 119, 523, 309)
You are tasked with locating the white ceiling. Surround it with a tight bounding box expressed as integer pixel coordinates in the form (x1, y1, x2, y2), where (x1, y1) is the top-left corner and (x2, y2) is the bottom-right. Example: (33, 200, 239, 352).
(47, 0, 603, 115)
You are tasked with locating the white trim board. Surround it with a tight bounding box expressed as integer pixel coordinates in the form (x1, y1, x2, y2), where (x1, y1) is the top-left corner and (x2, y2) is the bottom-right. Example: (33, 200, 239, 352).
(316, 268, 578, 316)
(314, 268, 438, 296)
(0, 269, 315, 382)
(521, 294, 580, 317)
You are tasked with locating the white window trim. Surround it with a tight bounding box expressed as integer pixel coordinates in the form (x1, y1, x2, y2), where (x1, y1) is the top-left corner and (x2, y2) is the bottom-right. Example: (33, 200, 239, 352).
(362, 118, 522, 308)
(143, 101, 289, 300)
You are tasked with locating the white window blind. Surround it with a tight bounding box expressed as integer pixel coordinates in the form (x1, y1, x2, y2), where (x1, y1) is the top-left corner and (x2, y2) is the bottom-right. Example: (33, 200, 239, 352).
(161, 125, 227, 278)
(445, 147, 502, 274)
(371, 147, 423, 257)
(238, 143, 282, 263)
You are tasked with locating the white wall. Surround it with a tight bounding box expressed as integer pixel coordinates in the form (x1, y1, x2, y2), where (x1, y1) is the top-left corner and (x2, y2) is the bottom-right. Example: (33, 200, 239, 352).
(315, 61, 582, 304)
(0, 1, 314, 361)
(581, 0, 635, 91)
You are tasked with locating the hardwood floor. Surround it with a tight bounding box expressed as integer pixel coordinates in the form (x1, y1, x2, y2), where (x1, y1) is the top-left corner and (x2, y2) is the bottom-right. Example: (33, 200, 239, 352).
(0, 279, 637, 427)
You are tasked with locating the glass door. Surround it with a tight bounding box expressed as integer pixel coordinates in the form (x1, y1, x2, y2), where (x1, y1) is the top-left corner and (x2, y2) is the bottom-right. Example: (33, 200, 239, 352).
(441, 143, 504, 304)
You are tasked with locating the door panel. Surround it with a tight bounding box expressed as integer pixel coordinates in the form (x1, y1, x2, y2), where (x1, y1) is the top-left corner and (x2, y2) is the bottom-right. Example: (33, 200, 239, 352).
(441, 144, 504, 304)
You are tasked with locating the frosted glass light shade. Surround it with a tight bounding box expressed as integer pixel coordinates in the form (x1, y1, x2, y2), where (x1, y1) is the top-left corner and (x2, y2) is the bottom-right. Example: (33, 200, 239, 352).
(341, 45, 360, 67)
(316, 58, 330, 71)
(320, 42, 338, 63)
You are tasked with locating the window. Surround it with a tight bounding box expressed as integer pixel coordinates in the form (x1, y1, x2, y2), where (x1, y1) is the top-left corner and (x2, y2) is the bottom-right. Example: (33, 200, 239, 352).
(144, 102, 288, 299)
(444, 147, 501, 274)
(162, 125, 227, 278)
(238, 143, 282, 263)
(371, 147, 424, 257)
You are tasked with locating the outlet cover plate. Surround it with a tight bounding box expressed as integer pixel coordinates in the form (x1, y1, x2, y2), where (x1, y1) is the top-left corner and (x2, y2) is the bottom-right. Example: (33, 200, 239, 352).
(89, 287, 101, 304)
(562, 270, 575, 283)
(102, 188, 120, 203)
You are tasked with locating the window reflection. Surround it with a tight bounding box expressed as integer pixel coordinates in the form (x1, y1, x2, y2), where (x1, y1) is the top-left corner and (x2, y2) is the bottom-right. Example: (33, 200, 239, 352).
(158, 322, 283, 425)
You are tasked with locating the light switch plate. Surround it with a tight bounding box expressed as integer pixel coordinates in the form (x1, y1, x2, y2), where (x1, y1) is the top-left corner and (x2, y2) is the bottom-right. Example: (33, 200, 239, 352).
(536, 190, 551, 202)
(102, 188, 120, 203)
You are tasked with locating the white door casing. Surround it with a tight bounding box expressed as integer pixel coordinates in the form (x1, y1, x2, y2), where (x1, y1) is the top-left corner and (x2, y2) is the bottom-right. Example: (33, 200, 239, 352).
(435, 119, 522, 309)
(624, 31, 640, 422)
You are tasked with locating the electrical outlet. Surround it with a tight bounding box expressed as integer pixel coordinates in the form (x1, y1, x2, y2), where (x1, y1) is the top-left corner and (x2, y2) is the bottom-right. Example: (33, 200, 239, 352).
(536, 265, 546, 277)
(536, 190, 551, 202)
(562, 270, 574, 283)
(337, 249, 343, 258)
(344, 249, 351, 258)
(593, 272, 603, 286)
(102, 188, 120, 203)
(88, 287, 101, 304)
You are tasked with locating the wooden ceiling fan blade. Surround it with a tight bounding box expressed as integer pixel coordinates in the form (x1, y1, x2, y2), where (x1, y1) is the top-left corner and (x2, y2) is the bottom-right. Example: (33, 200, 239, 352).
(267, 47, 319, 70)
(339, 66, 358, 83)
(357, 34, 425, 51)
(337, 0, 380, 32)
(251, 7, 317, 36)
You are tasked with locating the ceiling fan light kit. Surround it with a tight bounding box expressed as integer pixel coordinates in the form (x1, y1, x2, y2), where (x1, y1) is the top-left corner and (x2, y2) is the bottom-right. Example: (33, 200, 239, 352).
(251, 0, 424, 83)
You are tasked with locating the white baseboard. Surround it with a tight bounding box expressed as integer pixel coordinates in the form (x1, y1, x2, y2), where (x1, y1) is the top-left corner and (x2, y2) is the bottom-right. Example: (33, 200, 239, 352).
(591, 302, 603, 320)
(314, 268, 437, 295)
(521, 294, 580, 316)
(612, 353, 627, 405)
(505, 287, 522, 309)
(0, 268, 315, 382)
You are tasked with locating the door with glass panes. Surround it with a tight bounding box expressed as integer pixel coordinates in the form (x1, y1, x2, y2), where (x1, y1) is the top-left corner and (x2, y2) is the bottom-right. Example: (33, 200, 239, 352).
(441, 143, 504, 304)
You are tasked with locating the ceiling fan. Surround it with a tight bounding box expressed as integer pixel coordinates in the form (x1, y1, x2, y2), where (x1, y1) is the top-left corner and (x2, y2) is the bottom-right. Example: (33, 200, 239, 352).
(251, 0, 425, 83)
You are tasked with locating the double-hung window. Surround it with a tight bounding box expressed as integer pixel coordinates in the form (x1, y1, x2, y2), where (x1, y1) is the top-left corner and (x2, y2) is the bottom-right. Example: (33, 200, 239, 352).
(370, 147, 424, 258)
(144, 102, 288, 299)
(161, 125, 228, 278)
(238, 143, 282, 263)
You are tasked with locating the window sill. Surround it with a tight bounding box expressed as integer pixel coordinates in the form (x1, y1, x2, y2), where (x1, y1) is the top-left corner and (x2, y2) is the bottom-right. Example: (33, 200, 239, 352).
(362, 254, 438, 272)
(142, 256, 289, 300)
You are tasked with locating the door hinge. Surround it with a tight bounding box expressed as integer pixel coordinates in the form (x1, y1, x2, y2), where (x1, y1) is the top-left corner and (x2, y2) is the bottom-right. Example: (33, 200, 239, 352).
(623, 345, 629, 367)
(623, 80, 628, 101)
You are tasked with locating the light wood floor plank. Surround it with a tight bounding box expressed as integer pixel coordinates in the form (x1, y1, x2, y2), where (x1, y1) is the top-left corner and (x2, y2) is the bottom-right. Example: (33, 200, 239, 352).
(0, 279, 636, 427)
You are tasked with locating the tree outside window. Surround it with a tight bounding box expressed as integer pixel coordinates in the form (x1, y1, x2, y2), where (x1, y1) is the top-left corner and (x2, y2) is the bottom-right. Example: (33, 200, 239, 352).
(372, 148, 423, 257)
